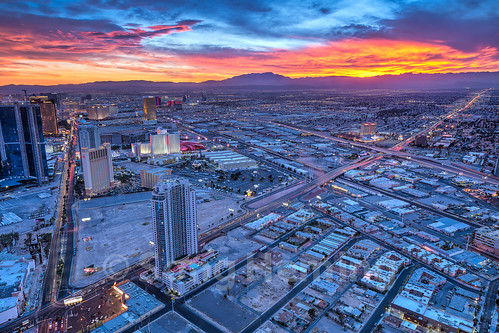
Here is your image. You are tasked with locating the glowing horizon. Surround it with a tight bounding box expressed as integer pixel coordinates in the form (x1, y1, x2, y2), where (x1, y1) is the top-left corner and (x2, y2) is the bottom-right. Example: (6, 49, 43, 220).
(1, 0, 498, 85)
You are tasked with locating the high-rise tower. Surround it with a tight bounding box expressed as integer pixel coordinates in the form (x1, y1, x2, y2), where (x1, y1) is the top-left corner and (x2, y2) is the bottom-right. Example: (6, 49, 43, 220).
(143, 97, 157, 121)
(78, 124, 100, 150)
(81, 143, 114, 196)
(360, 122, 376, 136)
(0, 103, 48, 184)
(30, 96, 58, 135)
(150, 128, 180, 156)
(151, 178, 198, 279)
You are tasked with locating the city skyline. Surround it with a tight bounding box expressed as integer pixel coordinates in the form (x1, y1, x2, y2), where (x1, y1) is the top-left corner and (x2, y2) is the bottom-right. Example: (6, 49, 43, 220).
(1, 0, 498, 85)
(1, 84, 498, 333)
(0, 1, 498, 332)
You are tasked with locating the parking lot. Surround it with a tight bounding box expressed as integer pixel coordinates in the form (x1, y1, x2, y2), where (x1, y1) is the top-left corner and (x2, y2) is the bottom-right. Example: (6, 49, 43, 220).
(174, 163, 294, 198)
(65, 290, 125, 333)
(43, 287, 125, 333)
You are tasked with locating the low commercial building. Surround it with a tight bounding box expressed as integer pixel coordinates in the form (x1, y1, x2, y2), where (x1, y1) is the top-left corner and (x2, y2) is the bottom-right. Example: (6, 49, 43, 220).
(96, 282, 164, 333)
(131, 142, 151, 158)
(161, 250, 228, 295)
(0, 254, 35, 324)
(377, 199, 410, 210)
(147, 156, 177, 166)
(470, 226, 499, 258)
(140, 167, 172, 189)
(245, 213, 281, 230)
(390, 295, 474, 333)
(428, 217, 470, 236)
(284, 209, 315, 225)
(202, 151, 257, 170)
(369, 177, 400, 189)
(416, 231, 440, 243)
(402, 243, 466, 277)
(309, 230, 350, 257)
(361, 251, 410, 293)
(0, 212, 22, 227)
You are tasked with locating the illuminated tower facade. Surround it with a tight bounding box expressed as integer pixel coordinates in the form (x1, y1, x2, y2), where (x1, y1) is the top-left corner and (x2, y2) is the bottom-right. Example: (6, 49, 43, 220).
(151, 178, 198, 278)
(361, 122, 376, 136)
(143, 97, 157, 121)
(30, 96, 58, 135)
(81, 143, 114, 196)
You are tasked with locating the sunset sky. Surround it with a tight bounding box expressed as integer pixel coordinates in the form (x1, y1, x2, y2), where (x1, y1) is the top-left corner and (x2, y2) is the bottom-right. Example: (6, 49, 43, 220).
(1, 0, 498, 85)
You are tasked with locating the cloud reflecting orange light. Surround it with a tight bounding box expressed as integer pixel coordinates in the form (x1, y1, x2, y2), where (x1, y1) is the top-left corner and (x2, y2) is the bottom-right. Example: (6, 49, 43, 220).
(0, 36, 498, 85)
(183, 39, 499, 78)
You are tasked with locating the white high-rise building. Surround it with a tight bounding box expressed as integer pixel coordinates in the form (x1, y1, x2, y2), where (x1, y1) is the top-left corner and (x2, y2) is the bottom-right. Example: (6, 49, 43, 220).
(78, 124, 100, 150)
(150, 134, 167, 155)
(166, 132, 180, 154)
(131, 142, 151, 158)
(81, 143, 114, 196)
(149, 128, 181, 156)
(151, 178, 198, 279)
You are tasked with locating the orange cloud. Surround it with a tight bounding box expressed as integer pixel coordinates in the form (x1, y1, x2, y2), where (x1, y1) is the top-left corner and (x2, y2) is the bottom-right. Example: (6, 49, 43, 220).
(0, 37, 498, 85)
(181, 38, 499, 78)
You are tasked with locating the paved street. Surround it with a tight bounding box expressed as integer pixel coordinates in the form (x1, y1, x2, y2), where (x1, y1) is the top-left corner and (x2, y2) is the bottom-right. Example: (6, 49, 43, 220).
(359, 266, 414, 333)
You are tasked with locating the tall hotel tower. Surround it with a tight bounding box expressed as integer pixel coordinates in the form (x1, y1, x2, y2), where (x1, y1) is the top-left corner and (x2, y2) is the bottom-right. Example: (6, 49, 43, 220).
(151, 178, 198, 279)
(29, 96, 58, 135)
(81, 142, 114, 196)
(143, 97, 157, 121)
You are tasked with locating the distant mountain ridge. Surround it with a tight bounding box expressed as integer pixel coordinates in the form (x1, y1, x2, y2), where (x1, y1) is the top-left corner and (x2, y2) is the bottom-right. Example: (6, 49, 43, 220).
(1, 71, 498, 94)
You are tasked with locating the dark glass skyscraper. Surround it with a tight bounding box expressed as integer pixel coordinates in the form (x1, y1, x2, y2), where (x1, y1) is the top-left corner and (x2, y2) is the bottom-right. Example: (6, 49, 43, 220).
(0, 103, 48, 184)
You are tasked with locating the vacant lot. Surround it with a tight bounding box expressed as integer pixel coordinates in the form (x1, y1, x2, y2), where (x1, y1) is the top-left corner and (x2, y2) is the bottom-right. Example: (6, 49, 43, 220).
(73, 200, 153, 286)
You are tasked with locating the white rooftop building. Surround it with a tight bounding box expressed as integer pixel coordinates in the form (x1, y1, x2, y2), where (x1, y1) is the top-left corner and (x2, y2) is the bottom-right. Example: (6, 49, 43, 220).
(203, 151, 257, 170)
(0, 253, 35, 324)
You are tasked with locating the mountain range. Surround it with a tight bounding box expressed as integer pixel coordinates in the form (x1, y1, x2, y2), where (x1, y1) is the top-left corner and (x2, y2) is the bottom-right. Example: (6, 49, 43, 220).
(1, 72, 498, 94)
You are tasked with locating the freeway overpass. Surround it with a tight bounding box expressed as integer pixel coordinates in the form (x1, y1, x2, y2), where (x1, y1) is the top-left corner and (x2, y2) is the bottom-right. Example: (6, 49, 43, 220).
(266, 121, 499, 187)
(198, 154, 380, 245)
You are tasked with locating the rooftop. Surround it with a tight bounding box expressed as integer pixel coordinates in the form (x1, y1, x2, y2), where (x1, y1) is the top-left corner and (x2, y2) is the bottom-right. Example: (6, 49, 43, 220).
(392, 295, 427, 315)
